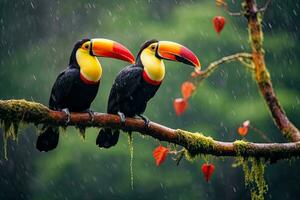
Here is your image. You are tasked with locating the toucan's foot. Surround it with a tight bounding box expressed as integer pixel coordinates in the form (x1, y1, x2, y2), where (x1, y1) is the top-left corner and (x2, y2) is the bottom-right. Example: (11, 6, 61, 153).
(118, 111, 126, 126)
(85, 109, 95, 122)
(62, 108, 71, 124)
(137, 114, 150, 127)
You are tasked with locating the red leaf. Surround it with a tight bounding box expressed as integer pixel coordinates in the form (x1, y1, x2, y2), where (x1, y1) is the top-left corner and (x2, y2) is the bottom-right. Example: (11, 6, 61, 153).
(181, 81, 196, 99)
(238, 120, 250, 136)
(213, 16, 226, 34)
(238, 126, 248, 136)
(173, 98, 188, 116)
(201, 163, 215, 182)
(152, 145, 169, 166)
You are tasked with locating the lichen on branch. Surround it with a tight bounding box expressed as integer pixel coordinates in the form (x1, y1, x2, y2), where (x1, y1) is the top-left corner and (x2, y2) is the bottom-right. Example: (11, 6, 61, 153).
(243, 0, 300, 142)
(0, 99, 299, 160)
(233, 157, 268, 200)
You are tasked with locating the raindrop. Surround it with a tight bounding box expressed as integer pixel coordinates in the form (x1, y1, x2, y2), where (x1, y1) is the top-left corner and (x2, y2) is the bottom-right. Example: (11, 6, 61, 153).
(109, 186, 114, 194)
(293, 9, 297, 16)
(30, 1, 35, 9)
(160, 182, 164, 189)
(233, 186, 236, 193)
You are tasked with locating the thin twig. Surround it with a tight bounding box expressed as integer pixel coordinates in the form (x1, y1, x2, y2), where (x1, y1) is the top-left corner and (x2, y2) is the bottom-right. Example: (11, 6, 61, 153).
(249, 125, 272, 143)
(190, 52, 253, 85)
(217, 0, 242, 16)
(259, 0, 272, 12)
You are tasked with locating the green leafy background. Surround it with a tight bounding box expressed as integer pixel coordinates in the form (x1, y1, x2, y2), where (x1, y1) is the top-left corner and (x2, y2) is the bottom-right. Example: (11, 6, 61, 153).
(0, 0, 299, 199)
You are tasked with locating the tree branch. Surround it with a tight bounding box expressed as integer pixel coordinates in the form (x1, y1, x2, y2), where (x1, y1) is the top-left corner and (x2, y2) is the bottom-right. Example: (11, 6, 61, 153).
(190, 53, 253, 83)
(0, 99, 299, 160)
(244, 0, 300, 142)
(258, 0, 272, 12)
(216, 0, 243, 16)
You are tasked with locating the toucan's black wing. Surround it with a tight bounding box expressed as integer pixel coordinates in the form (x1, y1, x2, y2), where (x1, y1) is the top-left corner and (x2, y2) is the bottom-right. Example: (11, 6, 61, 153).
(107, 65, 143, 113)
(49, 67, 79, 110)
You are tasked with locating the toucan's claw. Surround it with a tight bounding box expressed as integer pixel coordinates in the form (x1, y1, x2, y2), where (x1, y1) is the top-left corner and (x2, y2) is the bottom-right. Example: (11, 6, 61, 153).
(137, 114, 150, 127)
(85, 109, 95, 122)
(62, 108, 71, 124)
(118, 111, 126, 126)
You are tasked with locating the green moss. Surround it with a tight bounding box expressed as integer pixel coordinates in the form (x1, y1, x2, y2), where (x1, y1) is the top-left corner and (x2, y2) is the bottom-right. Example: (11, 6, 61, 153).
(0, 99, 49, 123)
(233, 140, 249, 155)
(176, 129, 215, 159)
(76, 125, 86, 141)
(282, 126, 299, 142)
(233, 157, 268, 200)
(183, 149, 197, 162)
(127, 132, 134, 190)
(0, 99, 50, 159)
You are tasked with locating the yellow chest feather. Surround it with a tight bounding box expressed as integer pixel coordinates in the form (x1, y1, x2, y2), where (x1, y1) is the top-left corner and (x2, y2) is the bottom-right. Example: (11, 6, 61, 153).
(141, 50, 165, 82)
(76, 49, 102, 83)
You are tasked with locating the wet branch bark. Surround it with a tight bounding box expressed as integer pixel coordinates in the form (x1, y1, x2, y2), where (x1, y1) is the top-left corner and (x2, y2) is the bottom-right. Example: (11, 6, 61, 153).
(244, 0, 300, 142)
(0, 99, 299, 160)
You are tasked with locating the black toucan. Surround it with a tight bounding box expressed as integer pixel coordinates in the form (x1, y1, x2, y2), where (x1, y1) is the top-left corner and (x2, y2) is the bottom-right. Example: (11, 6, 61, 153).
(36, 38, 135, 152)
(96, 39, 200, 148)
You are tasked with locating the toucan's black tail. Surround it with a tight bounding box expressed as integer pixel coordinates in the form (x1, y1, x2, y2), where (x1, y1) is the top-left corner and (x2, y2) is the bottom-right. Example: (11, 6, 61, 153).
(36, 127, 59, 152)
(96, 128, 120, 148)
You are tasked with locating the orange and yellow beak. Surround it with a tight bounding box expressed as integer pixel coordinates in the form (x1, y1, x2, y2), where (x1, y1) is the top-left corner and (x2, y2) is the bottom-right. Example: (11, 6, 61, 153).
(90, 38, 135, 64)
(156, 41, 201, 69)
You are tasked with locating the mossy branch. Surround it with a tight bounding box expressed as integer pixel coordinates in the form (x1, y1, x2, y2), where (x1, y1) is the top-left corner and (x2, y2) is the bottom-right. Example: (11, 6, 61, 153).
(189, 52, 253, 84)
(0, 99, 299, 160)
(191, 0, 300, 143)
(244, 0, 300, 142)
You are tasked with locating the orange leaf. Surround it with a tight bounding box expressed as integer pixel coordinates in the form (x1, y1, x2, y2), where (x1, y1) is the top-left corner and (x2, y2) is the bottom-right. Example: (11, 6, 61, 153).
(152, 145, 169, 166)
(213, 16, 226, 34)
(238, 120, 250, 136)
(201, 163, 215, 182)
(238, 126, 249, 136)
(173, 98, 188, 116)
(216, 0, 226, 6)
(181, 81, 196, 99)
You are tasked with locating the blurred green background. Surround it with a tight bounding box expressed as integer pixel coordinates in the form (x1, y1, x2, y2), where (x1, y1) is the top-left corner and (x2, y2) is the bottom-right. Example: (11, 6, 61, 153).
(0, 0, 300, 199)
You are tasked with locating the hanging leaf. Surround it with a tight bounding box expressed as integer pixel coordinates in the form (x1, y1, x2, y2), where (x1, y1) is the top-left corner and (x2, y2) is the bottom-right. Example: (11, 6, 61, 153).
(238, 126, 248, 136)
(216, 0, 226, 6)
(173, 98, 188, 116)
(181, 81, 196, 99)
(153, 145, 169, 166)
(201, 163, 215, 182)
(238, 120, 250, 136)
(213, 16, 226, 34)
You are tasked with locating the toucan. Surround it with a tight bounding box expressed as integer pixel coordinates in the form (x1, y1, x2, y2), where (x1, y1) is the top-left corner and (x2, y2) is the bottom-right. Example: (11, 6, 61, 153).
(96, 39, 200, 148)
(36, 38, 135, 152)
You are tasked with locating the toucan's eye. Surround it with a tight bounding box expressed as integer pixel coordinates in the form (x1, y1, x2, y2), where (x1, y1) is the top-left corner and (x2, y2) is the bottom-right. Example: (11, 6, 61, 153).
(150, 45, 156, 50)
(84, 44, 89, 49)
